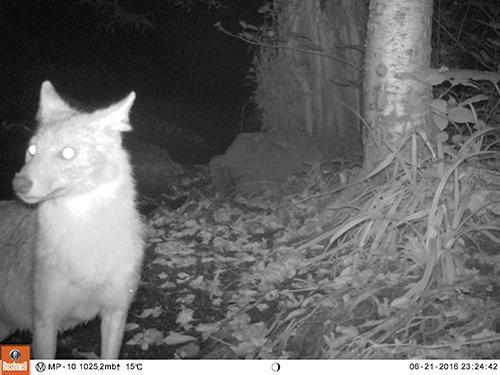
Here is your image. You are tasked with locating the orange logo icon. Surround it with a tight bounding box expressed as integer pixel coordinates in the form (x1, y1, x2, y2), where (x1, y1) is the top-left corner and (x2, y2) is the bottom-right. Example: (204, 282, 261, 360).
(1, 345, 30, 375)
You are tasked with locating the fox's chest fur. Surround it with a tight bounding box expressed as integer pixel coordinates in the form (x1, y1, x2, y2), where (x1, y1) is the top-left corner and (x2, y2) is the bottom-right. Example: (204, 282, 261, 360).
(37, 177, 141, 282)
(34, 178, 143, 329)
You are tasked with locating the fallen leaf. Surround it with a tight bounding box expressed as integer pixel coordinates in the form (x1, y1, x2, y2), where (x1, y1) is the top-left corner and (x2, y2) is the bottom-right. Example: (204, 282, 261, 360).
(164, 332, 197, 345)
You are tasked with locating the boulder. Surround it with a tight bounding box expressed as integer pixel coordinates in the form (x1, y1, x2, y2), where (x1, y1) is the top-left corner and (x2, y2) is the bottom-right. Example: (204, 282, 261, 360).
(209, 131, 325, 195)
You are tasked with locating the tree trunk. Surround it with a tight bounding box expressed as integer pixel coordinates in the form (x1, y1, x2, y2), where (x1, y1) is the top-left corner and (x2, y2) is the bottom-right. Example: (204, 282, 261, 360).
(320, 0, 367, 157)
(255, 0, 367, 158)
(363, 0, 434, 170)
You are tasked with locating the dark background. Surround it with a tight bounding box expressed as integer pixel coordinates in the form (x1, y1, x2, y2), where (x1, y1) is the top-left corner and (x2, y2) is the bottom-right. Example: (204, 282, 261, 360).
(0, 0, 263, 155)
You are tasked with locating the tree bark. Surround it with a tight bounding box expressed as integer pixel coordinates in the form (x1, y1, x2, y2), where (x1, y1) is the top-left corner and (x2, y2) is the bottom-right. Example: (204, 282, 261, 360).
(255, 0, 367, 158)
(363, 0, 434, 169)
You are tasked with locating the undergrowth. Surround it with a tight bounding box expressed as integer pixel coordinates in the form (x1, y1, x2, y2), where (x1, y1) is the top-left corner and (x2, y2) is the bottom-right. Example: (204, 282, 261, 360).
(137, 120, 500, 358)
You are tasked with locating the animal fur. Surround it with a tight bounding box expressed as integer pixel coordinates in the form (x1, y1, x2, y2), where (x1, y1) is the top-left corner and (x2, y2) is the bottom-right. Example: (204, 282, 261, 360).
(0, 81, 144, 359)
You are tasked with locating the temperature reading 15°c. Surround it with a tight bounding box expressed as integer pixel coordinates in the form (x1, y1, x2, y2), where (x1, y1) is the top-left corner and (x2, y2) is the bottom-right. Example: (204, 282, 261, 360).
(127, 362, 143, 371)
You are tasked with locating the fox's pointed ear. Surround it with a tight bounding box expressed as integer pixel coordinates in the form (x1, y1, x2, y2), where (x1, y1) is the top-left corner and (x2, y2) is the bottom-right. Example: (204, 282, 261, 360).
(37, 81, 73, 122)
(98, 91, 136, 132)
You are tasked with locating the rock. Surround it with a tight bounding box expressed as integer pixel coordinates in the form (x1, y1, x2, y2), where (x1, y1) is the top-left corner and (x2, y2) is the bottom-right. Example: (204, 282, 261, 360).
(209, 131, 325, 196)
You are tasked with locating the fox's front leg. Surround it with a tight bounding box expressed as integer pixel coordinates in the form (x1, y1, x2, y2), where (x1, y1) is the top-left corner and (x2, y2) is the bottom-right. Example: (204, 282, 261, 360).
(100, 309, 128, 359)
(33, 319, 58, 359)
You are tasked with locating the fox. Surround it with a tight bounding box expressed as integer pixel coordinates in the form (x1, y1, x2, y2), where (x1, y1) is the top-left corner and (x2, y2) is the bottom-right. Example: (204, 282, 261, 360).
(0, 81, 144, 359)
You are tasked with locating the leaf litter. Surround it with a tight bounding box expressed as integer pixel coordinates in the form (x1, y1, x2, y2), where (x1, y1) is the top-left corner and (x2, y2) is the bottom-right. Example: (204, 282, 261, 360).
(117, 123, 500, 359)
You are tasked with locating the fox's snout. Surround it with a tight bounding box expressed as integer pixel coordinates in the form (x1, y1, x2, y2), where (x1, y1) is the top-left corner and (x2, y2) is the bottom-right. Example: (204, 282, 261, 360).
(12, 173, 33, 195)
(12, 156, 71, 204)
(12, 167, 51, 204)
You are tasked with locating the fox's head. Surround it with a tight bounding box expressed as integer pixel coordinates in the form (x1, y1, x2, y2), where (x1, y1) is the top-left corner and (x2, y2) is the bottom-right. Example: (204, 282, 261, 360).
(13, 81, 136, 204)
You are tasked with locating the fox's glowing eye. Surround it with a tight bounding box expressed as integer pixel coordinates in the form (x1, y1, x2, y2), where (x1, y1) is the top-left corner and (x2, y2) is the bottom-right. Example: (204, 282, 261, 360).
(27, 144, 37, 156)
(61, 147, 76, 160)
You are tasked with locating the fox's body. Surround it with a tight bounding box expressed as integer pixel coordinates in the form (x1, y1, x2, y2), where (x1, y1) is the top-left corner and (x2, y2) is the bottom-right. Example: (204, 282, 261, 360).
(0, 81, 143, 359)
